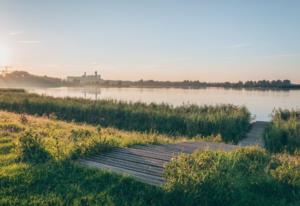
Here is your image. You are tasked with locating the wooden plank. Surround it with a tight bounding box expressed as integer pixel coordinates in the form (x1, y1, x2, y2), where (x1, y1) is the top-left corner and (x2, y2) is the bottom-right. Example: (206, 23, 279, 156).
(85, 156, 163, 173)
(131, 145, 181, 156)
(81, 158, 162, 182)
(99, 151, 168, 164)
(79, 159, 164, 186)
(109, 150, 172, 161)
(102, 151, 170, 165)
(132, 144, 182, 153)
(116, 147, 175, 159)
(85, 156, 164, 176)
(95, 153, 167, 168)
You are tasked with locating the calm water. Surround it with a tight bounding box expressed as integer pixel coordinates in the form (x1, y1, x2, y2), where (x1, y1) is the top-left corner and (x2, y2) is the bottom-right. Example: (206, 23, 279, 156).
(29, 87, 300, 121)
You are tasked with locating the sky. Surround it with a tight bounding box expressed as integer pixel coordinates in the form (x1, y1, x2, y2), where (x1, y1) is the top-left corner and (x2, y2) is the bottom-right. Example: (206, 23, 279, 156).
(0, 0, 300, 82)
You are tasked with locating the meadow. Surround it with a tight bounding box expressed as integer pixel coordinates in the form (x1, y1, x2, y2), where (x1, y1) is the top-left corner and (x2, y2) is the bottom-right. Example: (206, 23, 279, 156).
(1, 111, 299, 206)
(0, 89, 251, 143)
(0, 111, 185, 205)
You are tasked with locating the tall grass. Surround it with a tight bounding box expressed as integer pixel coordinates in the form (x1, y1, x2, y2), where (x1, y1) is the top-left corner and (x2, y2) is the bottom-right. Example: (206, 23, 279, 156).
(1, 111, 299, 205)
(0, 111, 185, 161)
(164, 147, 300, 206)
(264, 109, 300, 153)
(0, 90, 251, 143)
(0, 113, 168, 205)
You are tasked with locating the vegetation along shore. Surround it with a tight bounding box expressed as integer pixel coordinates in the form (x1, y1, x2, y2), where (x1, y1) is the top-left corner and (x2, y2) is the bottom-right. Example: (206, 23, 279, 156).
(0, 110, 299, 205)
(0, 89, 251, 143)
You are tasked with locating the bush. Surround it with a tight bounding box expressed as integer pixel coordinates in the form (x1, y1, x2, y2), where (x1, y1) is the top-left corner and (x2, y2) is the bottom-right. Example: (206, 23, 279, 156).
(70, 137, 118, 159)
(16, 130, 51, 163)
(164, 147, 300, 206)
(264, 109, 300, 153)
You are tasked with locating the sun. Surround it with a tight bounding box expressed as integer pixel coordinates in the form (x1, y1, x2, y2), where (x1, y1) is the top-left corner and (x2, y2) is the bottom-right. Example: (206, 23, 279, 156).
(0, 47, 10, 67)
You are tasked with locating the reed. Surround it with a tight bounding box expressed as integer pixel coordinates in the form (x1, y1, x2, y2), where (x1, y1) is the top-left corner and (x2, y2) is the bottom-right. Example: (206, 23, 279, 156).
(264, 109, 300, 153)
(0, 90, 251, 143)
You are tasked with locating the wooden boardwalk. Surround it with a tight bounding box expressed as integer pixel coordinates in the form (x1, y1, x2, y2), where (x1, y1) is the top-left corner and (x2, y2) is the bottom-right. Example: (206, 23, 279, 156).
(238, 121, 269, 147)
(79, 141, 238, 186)
(79, 121, 269, 186)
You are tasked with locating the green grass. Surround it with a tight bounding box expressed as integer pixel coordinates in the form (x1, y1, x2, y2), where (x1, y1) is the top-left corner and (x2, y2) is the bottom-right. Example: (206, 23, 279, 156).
(0, 111, 186, 206)
(164, 147, 300, 206)
(1, 111, 299, 205)
(0, 89, 251, 143)
(264, 109, 300, 153)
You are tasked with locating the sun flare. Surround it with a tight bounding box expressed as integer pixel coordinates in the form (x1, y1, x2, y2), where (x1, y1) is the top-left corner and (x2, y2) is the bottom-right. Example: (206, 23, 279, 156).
(0, 47, 10, 66)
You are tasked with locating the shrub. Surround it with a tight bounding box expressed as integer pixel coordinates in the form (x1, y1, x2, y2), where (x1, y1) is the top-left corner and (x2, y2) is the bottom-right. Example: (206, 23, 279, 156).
(264, 109, 300, 153)
(16, 130, 51, 163)
(70, 137, 118, 159)
(164, 147, 300, 206)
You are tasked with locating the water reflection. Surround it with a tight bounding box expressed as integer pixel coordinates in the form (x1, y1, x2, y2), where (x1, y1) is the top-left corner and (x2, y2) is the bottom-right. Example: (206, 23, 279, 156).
(29, 87, 300, 121)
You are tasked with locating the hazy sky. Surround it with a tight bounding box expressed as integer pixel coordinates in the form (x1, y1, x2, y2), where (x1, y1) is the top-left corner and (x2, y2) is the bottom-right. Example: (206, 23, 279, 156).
(0, 0, 300, 82)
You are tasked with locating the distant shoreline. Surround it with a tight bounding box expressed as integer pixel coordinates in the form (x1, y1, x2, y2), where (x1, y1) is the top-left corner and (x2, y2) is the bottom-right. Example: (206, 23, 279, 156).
(64, 84, 300, 91)
(1, 70, 300, 90)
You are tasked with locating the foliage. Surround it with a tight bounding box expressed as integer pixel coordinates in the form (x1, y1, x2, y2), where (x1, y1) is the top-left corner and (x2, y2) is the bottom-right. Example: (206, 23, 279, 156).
(0, 111, 183, 206)
(1, 111, 299, 205)
(0, 111, 185, 160)
(16, 130, 51, 163)
(164, 147, 300, 206)
(0, 90, 251, 143)
(264, 109, 300, 153)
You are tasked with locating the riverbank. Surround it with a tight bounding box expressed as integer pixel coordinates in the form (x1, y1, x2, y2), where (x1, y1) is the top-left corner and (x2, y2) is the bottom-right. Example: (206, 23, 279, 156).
(0, 111, 299, 206)
(0, 89, 251, 143)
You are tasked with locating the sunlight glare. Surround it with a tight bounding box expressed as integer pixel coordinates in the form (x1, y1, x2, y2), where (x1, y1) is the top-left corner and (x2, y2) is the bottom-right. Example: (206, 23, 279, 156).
(0, 47, 10, 66)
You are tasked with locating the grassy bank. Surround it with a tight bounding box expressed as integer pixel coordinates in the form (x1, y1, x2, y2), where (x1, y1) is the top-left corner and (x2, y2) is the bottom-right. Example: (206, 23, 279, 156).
(0, 90, 250, 143)
(0, 111, 185, 161)
(264, 109, 300, 153)
(0, 111, 185, 205)
(1, 111, 299, 205)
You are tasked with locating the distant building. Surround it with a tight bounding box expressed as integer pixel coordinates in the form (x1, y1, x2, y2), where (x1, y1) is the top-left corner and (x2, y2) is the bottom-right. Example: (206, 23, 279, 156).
(67, 71, 101, 84)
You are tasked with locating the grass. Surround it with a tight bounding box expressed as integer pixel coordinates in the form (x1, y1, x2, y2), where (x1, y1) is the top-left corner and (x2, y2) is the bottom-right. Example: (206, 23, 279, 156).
(0, 111, 189, 161)
(0, 111, 188, 206)
(164, 147, 300, 206)
(1, 111, 299, 205)
(264, 109, 300, 153)
(0, 89, 251, 143)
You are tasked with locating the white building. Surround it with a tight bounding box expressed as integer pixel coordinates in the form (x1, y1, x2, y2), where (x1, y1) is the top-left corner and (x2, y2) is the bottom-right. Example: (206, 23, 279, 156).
(67, 71, 101, 84)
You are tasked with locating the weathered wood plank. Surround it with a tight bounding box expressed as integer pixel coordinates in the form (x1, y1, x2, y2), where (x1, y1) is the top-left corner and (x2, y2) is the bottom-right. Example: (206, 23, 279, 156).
(86, 156, 164, 176)
(109, 150, 172, 161)
(116, 147, 175, 159)
(94, 153, 167, 168)
(79, 159, 164, 186)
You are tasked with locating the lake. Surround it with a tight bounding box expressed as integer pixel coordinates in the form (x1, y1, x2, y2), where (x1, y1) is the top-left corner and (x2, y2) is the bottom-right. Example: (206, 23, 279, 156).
(29, 87, 300, 121)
